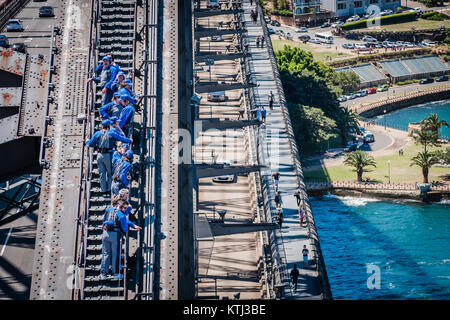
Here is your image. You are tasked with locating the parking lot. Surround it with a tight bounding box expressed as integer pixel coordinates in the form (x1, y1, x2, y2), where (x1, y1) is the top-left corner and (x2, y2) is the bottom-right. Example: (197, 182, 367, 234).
(1, 0, 58, 55)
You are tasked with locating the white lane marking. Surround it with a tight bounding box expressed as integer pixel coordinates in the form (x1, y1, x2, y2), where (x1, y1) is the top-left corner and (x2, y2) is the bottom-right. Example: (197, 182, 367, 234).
(0, 228, 13, 257)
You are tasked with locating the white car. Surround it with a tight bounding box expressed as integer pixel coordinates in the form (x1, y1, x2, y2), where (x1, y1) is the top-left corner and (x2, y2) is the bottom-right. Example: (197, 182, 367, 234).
(210, 35, 223, 41)
(207, 91, 226, 102)
(295, 27, 308, 32)
(212, 160, 235, 183)
(355, 43, 367, 49)
(331, 21, 344, 28)
(309, 38, 321, 44)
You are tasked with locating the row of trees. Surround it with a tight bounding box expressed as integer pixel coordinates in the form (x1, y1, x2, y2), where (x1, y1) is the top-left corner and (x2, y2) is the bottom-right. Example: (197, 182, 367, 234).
(343, 114, 449, 183)
(275, 46, 361, 155)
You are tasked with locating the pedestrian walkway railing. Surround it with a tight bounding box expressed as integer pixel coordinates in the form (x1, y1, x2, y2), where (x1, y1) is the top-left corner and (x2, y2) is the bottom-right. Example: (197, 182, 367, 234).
(306, 180, 450, 191)
(0, 0, 29, 30)
(252, 0, 331, 300)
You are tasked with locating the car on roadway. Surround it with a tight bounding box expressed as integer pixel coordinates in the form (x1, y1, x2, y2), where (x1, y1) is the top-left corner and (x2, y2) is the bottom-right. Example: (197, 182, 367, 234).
(338, 95, 347, 102)
(342, 43, 355, 49)
(270, 20, 281, 26)
(346, 15, 360, 23)
(12, 43, 26, 53)
(0, 35, 9, 48)
(367, 88, 377, 94)
(210, 35, 223, 41)
(331, 21, 344, 28)
(286, 32, 293, 39)
(421, 40, 436, 46)
(207, 0, 220, 9)
(363, 132, 375, 143)
(207, 91, 226, 102)
(295, 27, 308, 33)
(6, 19, 24, 32)
(298, 34, 310, 42)
(309, 38, 321, 44)
(39, 6, 54, 17)
(377, 84, 389, 92)
(436, 75, 449, 82)
(267, 27, 275, 34)
(212, 160, 235, 183)
(362, 35, 377, 42)
(321, 22, 330, 28)
(345, 143, 358, 152)
(419, 78, 434, 84)
(346, 93, 358, 100)
(345, 33, 360, 40)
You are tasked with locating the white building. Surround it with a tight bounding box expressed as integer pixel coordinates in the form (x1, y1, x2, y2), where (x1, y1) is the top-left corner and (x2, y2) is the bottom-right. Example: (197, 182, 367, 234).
(292, 0, 322, 15)
(319, 0, 401, 17)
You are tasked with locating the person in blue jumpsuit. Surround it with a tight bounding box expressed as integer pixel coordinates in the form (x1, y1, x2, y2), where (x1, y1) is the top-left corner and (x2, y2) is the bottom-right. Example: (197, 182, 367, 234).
(88, 56, 118, 106)
(86, 120, 132, 196)
(109, 116, 126, 138)
(111, 150, 134, 196)
(99, 92, 122, 119)
(111, 71, 126, 93)
(103, 201, 141, 280)
(119, 79, 138, 105)
(112, 142, 129, 169)
(100, 197, 121, 279)
(118, 95, 135, 137)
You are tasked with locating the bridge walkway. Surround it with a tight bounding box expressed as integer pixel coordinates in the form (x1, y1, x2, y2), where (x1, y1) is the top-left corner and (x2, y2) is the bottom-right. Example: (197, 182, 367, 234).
(243, 0, 326, 299)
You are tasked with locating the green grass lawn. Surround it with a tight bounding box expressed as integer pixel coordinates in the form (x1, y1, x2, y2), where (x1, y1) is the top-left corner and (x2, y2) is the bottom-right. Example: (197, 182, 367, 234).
(303, 143, 450, 184)
(354, 18, 450, 31)
(271, 38, 351, 62)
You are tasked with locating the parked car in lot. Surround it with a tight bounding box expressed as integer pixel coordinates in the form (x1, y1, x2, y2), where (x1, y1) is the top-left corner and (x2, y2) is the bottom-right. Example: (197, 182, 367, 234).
(357, 90, 367, 97)
(347, 93, 358, 100)
(0, 35, 9, 48)
(367, 88, 377, 94)
(298, 34, 310, 42)
(345, 33, 360, 40)
(363, 132, 375, 143)
(267, 27, 275, 34)
(436, 75, 449, 82)
(362, 35, 377, 42)
(342, 43, 355, 49)
(338, 95, 347, 102)
(419, 78, 434, 84)
(421, 40, 436, 46)
(12, 43, 26, 53)
(377, 84, 389, 92)
(207, 91, 226, 102)
(39, 6, 54, 17)
(321, 22, 330, 28)
(270, 20, 280, 26)
(295, 27, 308, 33)
(345, 143, 358, 152)
(346, 15, 360, 23)
(6, 19, 24, 32)
(355, 43, 367, 49)
(309, 38, 321, 44)
(331, 21, 344, 28)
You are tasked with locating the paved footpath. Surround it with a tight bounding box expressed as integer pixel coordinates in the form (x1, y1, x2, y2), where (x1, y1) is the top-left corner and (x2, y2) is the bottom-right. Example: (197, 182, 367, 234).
(243, 0, 324, 299)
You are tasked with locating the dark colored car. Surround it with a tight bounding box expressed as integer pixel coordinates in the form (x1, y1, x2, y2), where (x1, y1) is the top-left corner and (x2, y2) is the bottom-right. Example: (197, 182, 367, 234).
(0, 35, 9, 48)
(39, 6, 54, 17)
(345, 143, 358, 152)
(298, 34, 310, 42)
(12, 42, 26, 53)
(270, 20, 280, 26)
(321, 22, 330, 28)
(419, 78, 434, 84)
(436, 75, 449, 82)
(345, 33, 360, 40)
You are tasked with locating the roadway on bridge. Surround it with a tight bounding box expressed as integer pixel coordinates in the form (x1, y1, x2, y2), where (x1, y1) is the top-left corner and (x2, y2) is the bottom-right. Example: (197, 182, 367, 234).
(195, 0, 261, 300)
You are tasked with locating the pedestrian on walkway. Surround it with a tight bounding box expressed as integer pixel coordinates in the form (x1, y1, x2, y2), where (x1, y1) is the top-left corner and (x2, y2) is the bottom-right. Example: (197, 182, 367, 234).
(100, 197, 122, 279)
(250, 0, 253, 5)
(272, 171, 280, 191)
(88, 56, 117, 106)
(302, 245, 309, 268)
(299, 206, 305, 227)
(268, 91, 274, 109)
(294, 190, 301, 206)
(111, 150, 134, 196)
(260, 35, 264, 48)
(256, 36, 260, 48)
(261, 106, 266, 123)
(274, 191, 282, 207)
(290, 264, 300, 291)
(99, 92, 123, 119)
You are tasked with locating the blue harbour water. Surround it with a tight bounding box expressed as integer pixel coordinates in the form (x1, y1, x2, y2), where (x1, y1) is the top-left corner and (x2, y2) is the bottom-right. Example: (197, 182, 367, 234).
(368, 100, 450, 140)
(310, 194, 450, 299)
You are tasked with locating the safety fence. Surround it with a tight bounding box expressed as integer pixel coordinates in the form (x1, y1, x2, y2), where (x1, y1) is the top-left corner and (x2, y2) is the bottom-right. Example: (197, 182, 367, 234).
(0, 0, 29, 30)
(255, 0, 332, 300)
(306, 180, 450, 191)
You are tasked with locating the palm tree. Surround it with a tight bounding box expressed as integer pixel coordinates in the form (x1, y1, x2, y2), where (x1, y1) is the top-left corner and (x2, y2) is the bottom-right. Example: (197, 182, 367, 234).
(410, 151, 439, 183)
(343, 151, 376, 182)
(337, 107, 360, 146)
(421, 113, 449, 137)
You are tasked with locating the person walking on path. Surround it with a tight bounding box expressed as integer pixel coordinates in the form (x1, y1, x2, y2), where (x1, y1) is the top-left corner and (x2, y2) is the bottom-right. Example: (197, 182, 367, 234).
(268, 91, 274, 109)
(272, 171, 280, 191)
(256, 35, 260, 48)
(294, 190, 301, 206)
(290, 264, 300, 291)
(261, 106, 266, 124)
(274, 191, 282, 207)
(298, 206, 305, 227)
(260, 35, 264, 48)
(302, 245, 309, 268)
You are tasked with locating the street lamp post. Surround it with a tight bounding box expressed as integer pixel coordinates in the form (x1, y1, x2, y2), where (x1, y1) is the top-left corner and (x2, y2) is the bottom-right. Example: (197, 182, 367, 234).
(387, 160, 391, 184)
